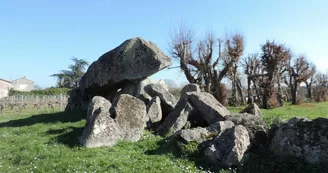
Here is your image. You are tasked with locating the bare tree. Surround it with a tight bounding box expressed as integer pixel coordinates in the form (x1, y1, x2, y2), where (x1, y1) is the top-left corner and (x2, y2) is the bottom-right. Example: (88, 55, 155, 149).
(169, 24, 244, 105)
(260, 41, 291, 109)
(288, 55, 313, 104)
(242, 54, 262, 104)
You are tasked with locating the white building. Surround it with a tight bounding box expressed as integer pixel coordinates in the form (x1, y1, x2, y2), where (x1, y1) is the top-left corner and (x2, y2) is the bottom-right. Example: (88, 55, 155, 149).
(0, 78, 13, 99)
(12, 76, 34, 92)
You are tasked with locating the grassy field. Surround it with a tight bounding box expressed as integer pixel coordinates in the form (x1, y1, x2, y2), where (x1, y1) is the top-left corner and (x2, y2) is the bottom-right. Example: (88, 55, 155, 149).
(0, 102, 327, 173)
(229, 102, 328, 125)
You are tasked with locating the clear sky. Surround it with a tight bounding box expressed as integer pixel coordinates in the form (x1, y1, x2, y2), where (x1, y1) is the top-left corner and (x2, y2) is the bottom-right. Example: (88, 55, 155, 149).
(0, 0, 327, 88)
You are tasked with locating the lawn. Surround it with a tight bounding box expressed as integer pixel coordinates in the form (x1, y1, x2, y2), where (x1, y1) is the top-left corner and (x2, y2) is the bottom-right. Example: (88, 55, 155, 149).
(229, 102, 328, 125)
(0, 102, 327, 173)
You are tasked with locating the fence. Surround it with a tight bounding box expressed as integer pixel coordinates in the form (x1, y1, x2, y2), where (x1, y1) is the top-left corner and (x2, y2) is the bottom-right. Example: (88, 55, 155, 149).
(0, 94, 69, 111)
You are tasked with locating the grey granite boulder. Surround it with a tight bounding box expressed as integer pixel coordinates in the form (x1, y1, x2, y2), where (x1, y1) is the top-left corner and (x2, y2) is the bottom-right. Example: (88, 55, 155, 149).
(144, 83, 177, 112)
(79, 37, 171, 106)
(146, 96, 162, 125)
(239, 103, 262, 117)
(204, 125, 250, 168)
(86, 96, 111, 125)
(180, 83, 201, 98)
(112, 94, 147, 141)
(270, 117, 328, 164)
(187, 92, 230, 124)
(156, 99, 193, 136)
(80, 95, 147, 148)
(174, 120, 235, 144)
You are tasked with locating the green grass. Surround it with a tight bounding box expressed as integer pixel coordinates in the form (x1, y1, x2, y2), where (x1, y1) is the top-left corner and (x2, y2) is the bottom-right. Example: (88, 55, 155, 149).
(0, 102, 327, 173)
(229, 102, 328, 125)
(0, 108, 213, 173)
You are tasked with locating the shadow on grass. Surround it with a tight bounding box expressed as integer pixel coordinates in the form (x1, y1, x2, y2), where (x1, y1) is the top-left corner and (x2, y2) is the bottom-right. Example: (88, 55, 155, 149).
(47, 126, 85, 148)
(145, 137, 217, 172)
(239, 148, 328, 173)
(0, 111, 86, 128)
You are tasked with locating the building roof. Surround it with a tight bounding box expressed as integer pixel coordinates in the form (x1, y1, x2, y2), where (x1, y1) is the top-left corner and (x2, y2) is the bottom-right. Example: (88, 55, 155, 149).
(12, 76, 34, 82)
(0, 78, 12, 84)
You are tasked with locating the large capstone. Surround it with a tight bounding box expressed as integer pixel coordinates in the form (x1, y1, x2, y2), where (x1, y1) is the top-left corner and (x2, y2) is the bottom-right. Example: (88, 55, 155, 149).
(79, 37, 171, 107)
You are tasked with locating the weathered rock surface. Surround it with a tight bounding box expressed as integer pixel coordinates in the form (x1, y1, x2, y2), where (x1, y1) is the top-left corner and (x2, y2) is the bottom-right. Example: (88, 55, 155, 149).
(86, 96, 112, 125)
(145, 83, 177, 111)
(158, 79, 169, 91)
(270, 117, 328, 164)
(112, 94, 147, 141)
(146, 96, 162, 124)
(180, 83, 201, 98)
(225, 113, 268, 144)
(134, 78, 169, 103)
(174, 120, 235, 144)
(79, 37, 171, 105)
(239, 103, 262, 117)
(79, 102, 121, 148)
(80, 95, 147, 148)
(204, 125, 251, 168)
(65, 88, 84, 111)
(187, 92, 230, 123)
(156, 99, 193, 135)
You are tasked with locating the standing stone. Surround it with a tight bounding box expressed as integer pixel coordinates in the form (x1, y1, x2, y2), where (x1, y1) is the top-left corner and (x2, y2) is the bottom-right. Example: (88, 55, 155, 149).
(112, 94, 147, 141)
(156, 99, 193, 136)
(270, 117, 328, 164)
(204, 125, 250, 168)
(239, 103, 262, 117)
(79, 105, 121, 148)
(80, 95, 148, 148)
(146, 96, 162, 124)
(187, 92, 230, 124)
(79, 37, 172, 107)
(86, 96, 112, 125)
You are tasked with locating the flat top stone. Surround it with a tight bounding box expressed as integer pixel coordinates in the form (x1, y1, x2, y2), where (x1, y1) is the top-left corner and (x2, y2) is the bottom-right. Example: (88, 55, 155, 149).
(79, 37, 172, 96)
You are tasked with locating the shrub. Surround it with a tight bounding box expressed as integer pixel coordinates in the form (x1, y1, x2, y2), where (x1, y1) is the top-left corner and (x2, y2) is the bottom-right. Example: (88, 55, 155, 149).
(9, 87, 71, 96)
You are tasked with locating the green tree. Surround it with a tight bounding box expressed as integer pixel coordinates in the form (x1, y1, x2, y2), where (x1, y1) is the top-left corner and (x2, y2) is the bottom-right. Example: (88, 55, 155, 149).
(51, 57, 89, 88)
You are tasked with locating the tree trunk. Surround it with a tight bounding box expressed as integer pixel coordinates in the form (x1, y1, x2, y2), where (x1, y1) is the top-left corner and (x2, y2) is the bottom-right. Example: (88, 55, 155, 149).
(247, 77, 253, 104)
(253, 80, 262, 104)
(305, 82, 312, 102)
(291, 82, 298, 105)
(236, 78, 245, 105)
(277, 79, 284, 106)
(231, 76, 237, 106)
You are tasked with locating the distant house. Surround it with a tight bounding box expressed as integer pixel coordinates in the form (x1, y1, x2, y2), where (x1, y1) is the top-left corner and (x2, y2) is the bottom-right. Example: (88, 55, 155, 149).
(0, 78, 13, 99)
(12, 76, 34, 92)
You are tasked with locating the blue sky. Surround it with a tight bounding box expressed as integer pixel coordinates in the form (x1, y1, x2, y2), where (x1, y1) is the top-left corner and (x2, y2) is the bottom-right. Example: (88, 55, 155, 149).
(0, 0, 327, 88)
